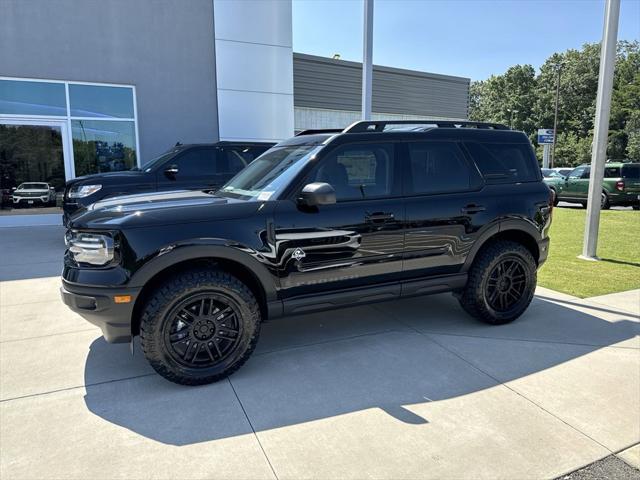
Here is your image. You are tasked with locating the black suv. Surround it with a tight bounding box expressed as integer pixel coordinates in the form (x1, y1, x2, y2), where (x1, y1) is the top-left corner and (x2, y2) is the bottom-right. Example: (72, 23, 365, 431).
(62, 141, 273, 225)
(61, 120, 552, 385)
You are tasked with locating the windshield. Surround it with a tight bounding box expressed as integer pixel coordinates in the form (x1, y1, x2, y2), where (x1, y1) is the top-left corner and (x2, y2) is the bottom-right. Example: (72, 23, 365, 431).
(219, 145, 321, 200)
(138, 148, 181, 172)
(19, 183, 48, 189)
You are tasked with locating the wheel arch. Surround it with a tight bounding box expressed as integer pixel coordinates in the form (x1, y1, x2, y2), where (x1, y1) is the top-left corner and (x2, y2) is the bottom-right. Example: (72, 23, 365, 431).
(463, 222, 542, 272)
(129, 246, 278, 336)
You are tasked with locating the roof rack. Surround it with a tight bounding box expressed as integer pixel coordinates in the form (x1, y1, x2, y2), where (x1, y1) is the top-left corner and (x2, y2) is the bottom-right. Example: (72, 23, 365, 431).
(295, 128, 344, 136)
(343, 120, 509, 133)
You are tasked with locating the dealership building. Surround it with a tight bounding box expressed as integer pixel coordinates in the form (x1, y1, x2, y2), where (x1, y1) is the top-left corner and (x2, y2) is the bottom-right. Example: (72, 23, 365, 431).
(0, 0, 469, 197)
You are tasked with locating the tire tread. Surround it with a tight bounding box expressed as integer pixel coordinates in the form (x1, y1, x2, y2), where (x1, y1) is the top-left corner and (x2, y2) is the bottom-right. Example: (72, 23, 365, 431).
(139, 268, 260, 386)
(458, 240, 536, 325)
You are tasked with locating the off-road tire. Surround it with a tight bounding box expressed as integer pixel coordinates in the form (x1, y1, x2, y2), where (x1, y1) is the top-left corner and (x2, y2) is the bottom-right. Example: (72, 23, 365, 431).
(458, 240, 537, 325)
(139, 268, 261, 385)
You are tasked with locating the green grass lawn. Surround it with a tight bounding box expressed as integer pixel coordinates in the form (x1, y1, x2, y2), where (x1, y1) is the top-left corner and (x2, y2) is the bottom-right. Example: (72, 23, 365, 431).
(538, 207, 640, 298)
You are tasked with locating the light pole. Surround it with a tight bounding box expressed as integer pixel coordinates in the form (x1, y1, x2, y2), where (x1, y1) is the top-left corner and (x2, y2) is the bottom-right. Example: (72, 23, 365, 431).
(550, 63, 563, 168)
(581, 0, 620, 260)
(507, 108, 519, 129)
(361, 0, 374, 120)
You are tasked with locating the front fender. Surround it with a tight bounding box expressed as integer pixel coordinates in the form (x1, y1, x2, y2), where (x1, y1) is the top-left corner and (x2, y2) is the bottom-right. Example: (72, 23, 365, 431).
(128, 241, 279, 302)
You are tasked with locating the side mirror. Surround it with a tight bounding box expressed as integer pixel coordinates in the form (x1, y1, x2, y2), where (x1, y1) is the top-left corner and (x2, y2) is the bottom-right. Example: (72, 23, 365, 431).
(297, 182, 336, 207)
(164, 165, 179, 177)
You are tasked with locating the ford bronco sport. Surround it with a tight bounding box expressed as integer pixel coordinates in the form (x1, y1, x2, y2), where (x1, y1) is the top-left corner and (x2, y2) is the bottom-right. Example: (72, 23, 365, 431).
(61, 120, 552, 385)
(557, 162, 640, 209)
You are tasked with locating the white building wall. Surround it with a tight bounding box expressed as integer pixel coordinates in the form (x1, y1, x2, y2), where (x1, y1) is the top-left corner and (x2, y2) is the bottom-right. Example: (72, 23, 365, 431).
(214, 0, 294, 142)
(294, 106, 463, 132)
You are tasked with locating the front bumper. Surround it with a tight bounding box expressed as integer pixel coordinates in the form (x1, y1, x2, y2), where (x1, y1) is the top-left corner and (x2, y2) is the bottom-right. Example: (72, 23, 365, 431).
(60, 281, 141, 343)
(13, 196, 49, 205)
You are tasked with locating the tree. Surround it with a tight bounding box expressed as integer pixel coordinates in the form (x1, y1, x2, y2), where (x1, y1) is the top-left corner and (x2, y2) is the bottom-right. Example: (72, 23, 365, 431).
(469, 40, 640, 165)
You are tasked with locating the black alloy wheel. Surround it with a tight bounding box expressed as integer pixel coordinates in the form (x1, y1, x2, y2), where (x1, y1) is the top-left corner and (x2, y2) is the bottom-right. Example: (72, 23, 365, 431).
(457, 240, 536, 324)
(164, 293, 242, 369)
(484, 257, 528, 313)
(140, 268, 261, 385)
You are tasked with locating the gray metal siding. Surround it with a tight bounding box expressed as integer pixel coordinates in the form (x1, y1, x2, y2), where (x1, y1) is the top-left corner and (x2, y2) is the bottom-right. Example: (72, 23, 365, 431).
(0, 0, 219, 161)
(294, 53, 469, 119)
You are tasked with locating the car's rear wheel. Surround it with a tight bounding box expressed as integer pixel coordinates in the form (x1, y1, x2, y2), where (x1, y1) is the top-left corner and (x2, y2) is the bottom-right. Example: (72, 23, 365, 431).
(633, 204, 640, 211)
(550, 188, 559, 206)
(601, 192, 610, 210)
(139, 268, 261, 385)
(458, 240, 536, 325)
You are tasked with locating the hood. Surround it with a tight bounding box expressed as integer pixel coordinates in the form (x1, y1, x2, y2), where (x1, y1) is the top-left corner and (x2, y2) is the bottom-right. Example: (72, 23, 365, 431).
(66, 170, 146, 186)
(69, 189, 259, 229)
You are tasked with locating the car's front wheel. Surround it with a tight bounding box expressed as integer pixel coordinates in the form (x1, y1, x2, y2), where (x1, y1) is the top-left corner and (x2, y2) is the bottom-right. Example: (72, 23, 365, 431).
(458, 240, 537, 325)
(139, 268, 261, 385)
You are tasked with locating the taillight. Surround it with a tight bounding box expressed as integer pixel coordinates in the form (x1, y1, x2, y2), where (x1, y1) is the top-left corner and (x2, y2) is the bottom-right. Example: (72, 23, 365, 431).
(616, 180, 625, 191)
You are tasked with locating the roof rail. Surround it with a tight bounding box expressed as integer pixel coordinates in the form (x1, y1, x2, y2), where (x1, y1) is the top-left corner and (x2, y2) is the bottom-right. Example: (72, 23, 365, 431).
(343, 120, 509, 133)
(295, 128, 344, 136)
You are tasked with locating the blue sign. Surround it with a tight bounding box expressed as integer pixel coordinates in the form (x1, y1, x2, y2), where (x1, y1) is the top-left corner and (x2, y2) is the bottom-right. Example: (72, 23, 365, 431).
(538, 128, 554, 144)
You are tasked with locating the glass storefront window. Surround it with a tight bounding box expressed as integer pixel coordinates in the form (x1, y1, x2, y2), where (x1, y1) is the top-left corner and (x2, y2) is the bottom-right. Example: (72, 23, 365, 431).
(69, 84, 135, 119)
(1, 123, 66, 212)
(1, 78, 139, 205)
(0, 80, 66, 116)
(71, 120, 137, 176)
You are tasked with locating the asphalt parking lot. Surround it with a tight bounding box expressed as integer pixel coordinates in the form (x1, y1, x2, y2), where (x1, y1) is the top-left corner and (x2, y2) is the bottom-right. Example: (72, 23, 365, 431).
(0, 226, 638, 479)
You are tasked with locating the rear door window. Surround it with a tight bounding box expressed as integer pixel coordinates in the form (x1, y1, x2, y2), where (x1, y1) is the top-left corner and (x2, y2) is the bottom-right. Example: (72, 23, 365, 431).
(604, 167, 621, 178)
(405, 141, 479, 194)
(171, 148, 217, 176)
(464, 142, 538, 183)
(568, 167, 585, 179)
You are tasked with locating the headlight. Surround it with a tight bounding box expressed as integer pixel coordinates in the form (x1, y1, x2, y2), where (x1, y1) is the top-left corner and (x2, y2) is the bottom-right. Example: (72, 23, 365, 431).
(66, 231, 115, 266)
(69, 184, 102, 198)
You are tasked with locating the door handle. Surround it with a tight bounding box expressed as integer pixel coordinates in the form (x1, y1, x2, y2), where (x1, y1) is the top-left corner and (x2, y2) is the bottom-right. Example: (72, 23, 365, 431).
(461, 204, 486, 214)
(365, 212, 395, 223)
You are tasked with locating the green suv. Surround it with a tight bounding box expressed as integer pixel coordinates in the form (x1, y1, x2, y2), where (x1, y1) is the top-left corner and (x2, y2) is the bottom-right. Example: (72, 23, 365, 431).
(556, 162, 640, 209)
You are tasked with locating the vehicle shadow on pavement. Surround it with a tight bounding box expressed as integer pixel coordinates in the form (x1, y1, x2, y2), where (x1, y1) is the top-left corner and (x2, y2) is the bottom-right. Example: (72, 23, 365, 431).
(82, 294, 638, 446)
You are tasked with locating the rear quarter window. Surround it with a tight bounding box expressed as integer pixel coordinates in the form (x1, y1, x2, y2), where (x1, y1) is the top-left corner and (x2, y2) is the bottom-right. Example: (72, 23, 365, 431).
(622, 164, 640, 179)
(464, 142, 539, 183)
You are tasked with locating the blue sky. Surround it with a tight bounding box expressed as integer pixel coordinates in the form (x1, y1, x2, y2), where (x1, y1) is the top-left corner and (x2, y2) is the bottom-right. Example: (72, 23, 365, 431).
(292, 0, 640, 80)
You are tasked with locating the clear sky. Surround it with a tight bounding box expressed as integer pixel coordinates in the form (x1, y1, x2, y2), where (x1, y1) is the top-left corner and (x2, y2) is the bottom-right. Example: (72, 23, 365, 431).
(292, 0, 640, 80)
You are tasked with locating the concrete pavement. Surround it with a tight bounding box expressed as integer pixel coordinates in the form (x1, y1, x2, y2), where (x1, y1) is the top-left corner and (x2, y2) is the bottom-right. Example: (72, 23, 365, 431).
(0, 226, 638, 479)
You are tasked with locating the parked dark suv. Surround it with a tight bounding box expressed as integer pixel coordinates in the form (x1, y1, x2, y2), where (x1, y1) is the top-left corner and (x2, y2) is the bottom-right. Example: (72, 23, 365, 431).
(61, 120, 552, 385)
(62, 141, 273, 225)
